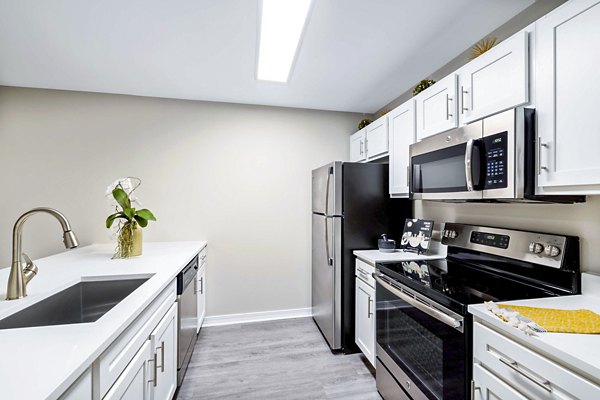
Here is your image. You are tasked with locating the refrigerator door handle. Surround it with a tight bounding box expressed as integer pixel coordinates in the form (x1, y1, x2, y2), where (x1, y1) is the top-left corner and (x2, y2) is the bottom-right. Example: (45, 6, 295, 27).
(325, 168, 334, 266)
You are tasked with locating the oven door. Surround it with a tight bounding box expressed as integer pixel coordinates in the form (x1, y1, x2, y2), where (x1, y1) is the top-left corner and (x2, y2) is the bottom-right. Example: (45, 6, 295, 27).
(410, 121, 483, 201)
(374, 273, 467, 400)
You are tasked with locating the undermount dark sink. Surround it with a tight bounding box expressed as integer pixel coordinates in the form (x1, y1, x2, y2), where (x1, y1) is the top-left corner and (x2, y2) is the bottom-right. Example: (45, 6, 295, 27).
(0, 277, 151, 330)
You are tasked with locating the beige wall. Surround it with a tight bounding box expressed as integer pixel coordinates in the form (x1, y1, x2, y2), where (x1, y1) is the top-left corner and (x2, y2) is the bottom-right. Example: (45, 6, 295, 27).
(416, 199, 600, 274)
(0, 86, 359, 316)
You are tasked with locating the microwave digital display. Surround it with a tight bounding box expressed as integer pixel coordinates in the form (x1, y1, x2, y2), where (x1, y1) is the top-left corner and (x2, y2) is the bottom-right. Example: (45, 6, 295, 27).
(483, 131, 508, 189)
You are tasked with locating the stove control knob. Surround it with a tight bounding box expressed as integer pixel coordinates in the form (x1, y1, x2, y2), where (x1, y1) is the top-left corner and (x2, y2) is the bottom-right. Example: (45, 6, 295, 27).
(544, 245, 561, 257)
(528, 242, 544, 254)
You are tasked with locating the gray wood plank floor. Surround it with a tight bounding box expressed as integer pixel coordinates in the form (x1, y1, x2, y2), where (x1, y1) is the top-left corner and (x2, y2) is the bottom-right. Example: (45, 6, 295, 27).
(177, 318, 381, 399)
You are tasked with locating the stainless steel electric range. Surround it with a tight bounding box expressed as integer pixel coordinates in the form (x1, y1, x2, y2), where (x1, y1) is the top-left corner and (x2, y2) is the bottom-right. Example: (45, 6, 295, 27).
(374, 223, 580, 400)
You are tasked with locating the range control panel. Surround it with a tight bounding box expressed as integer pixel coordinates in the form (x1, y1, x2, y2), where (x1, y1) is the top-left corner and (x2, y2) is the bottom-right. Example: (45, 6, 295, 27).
(441, 223, 574, 269)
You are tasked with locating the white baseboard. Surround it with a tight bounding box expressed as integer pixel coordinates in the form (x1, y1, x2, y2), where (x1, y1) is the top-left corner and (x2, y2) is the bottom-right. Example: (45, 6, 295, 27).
(203, 307, 312, 327)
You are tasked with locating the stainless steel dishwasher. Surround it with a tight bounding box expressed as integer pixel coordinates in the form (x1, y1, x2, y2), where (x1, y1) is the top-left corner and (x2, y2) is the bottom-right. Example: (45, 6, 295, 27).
(176, 255, 198, 386)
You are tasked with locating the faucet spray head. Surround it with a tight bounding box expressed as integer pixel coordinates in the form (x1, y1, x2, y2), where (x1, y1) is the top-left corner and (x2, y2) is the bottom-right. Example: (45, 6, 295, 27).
(63, 230, 79, 249)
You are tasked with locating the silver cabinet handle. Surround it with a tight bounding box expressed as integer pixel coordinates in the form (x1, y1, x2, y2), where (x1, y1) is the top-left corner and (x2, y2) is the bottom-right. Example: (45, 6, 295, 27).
(499, 357, 552, 392)
(538, 141, 549, 175)
(148, 352, 158, 387)
(446, 94, 453, 119)
(461, 86, 469, 113)
(374, 273, 463, 331)
(368, 296, 373, 318)
(200, 277, 204, 295)
(156, 341, 165, 373)
(360, 140, 364, 155)
(465, 139, 474, 191)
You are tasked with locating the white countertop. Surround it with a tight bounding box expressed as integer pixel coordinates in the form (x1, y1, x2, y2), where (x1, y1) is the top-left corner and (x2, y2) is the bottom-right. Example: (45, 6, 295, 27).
(0, 241, 206, 400)
(353, 241, 447, 265)
(468, 272, 600, 385)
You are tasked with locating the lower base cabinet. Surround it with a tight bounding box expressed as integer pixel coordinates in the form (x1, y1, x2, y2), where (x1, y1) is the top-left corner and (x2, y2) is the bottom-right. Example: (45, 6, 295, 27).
(104, 341, 154, 400)
(355, 259, 376, 367)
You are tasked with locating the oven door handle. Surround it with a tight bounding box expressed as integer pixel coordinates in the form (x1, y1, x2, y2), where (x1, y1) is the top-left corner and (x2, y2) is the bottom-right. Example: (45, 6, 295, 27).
(465, 138, 474, 191)
(374, 274, 464, 332)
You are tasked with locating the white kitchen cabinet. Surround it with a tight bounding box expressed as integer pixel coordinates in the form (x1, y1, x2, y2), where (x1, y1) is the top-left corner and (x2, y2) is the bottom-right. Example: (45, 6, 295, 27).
(473, 322, 600, 399)
(197, 250, 207, 333)
(151, 304, 178, 400)
(349, 129, 367, 162)
(459, 30, 529, 124)
(472, 363, 527, 400)
(365, 115, 389, 160)
(388, 100, 415, 197)
(355, 259, 375, 367)
(536, 0, 600, 193)
(103, 340, 153, 400)
(415, 73, 458, 140)
(59, 369, 92, 400)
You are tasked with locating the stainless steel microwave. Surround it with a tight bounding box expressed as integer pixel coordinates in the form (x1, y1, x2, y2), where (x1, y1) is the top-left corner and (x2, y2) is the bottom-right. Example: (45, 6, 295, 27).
(409, 108, 584, 203)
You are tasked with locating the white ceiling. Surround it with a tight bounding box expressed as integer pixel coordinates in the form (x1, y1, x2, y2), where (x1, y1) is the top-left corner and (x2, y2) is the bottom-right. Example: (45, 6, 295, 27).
(0, 0, 534, 113)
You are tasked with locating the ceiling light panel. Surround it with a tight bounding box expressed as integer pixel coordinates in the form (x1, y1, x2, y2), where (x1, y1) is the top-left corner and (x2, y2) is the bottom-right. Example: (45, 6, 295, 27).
(257, 0, 312, 83)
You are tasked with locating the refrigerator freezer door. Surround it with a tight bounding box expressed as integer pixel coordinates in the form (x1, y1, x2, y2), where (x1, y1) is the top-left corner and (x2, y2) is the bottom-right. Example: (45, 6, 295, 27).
(312, 213, 342, 350)
(312, 162, 342, 216)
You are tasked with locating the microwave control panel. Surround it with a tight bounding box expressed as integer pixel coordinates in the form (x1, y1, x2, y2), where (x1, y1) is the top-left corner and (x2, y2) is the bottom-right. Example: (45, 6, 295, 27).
(483, 131, 508, 189)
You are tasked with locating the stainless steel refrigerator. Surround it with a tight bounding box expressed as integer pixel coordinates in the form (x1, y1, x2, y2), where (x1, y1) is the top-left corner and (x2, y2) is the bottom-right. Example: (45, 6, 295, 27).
(311, 161, 411, 353)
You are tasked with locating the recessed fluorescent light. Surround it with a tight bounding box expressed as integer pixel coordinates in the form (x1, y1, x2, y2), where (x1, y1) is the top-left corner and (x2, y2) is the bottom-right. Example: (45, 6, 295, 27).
(257, 0, 312, 83)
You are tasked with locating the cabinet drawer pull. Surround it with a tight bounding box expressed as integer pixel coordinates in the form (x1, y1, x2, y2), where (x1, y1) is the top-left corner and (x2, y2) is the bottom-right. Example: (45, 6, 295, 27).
(499, 357, 552, 392)
(538, 141, 549, 175)
(148, 352, 158, 387)
(368, 296, 373, 318)
(156, 341, 165, 373)
(461, 87, 469, 113)
(446, 94, 453, 119)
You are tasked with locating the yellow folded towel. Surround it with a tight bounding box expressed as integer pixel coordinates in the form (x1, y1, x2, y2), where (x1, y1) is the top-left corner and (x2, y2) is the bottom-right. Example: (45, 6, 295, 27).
(497, 304, 600, 334)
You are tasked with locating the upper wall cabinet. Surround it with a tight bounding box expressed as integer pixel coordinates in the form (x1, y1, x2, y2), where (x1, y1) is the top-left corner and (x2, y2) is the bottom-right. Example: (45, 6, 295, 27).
(415, 74, 458, 140)
(536, 0, 600, 194)
(365, 115, 389, 160)
(459, 30, 529, 124)
(388, 100, 415, 197)
(350, 128, 367, 162)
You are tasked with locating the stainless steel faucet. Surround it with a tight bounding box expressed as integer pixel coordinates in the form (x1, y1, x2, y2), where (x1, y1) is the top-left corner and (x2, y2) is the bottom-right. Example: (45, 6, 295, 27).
(6, 207, 79, 300)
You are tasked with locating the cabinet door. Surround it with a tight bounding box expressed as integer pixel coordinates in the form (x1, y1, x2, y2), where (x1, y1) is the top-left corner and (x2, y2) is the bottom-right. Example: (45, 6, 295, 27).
(151, 304, 178, 400)
(472, 364, 528, 400)
(349, 129, 366, 162)
(104, 340, 153, 400)
(388, 100, 415, 197)
(460, 30, 529, 124)
(197, 263, 206, 331)
(354, 278, 375, 367)
(537, 0, 600, 191)
(365, 115, 388, 160)
(415, 74, 458, 140)
(59, 369, 91, 400)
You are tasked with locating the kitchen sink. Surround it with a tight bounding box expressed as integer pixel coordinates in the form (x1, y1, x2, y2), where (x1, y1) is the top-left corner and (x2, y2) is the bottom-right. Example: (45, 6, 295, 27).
(0, 277, 151, 330)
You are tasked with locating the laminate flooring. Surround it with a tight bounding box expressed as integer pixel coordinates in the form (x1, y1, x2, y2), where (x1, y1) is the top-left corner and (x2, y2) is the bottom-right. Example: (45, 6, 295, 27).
(177, 318, 381, 399)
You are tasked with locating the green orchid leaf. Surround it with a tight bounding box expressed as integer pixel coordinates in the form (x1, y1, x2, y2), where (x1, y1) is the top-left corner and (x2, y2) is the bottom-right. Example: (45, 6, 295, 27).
(112, 188, 131, 210)
(136, 209, 156, 221)
(106, 212, 127, 228)
(134, 215, 149, 228)
(123, 207, 135, 221)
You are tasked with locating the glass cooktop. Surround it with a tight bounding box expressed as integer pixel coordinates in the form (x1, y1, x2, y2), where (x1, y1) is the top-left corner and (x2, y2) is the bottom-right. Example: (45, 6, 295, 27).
(376, 258, 558, 315)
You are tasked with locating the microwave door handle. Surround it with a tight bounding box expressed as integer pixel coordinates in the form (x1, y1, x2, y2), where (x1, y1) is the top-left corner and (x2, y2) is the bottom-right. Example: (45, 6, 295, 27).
(465, 139, 474, 191)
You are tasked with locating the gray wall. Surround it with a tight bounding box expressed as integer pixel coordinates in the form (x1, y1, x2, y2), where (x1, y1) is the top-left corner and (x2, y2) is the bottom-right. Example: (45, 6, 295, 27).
(0, 86, 359, 316)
